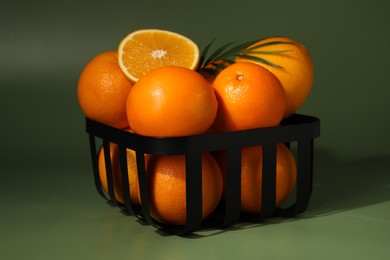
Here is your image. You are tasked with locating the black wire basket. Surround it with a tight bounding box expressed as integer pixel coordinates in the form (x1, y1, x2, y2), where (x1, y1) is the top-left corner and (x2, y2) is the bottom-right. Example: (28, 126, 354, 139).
(86, 113, 320, 235)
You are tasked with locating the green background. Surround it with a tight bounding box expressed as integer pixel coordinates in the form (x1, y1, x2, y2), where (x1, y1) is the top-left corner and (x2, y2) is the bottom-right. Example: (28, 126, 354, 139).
(1, 0, 389, 259)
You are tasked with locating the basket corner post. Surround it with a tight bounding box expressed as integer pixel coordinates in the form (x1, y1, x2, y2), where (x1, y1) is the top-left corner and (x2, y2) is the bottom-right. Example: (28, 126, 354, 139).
(293, 138, 314, 215)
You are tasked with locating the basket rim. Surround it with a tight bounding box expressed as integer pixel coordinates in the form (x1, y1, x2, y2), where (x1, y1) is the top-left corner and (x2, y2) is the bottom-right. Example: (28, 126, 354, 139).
(85, 113, 320, 155)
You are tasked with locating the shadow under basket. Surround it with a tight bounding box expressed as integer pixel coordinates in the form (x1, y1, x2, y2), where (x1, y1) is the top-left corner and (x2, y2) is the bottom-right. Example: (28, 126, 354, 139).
(86, 113, 320, 235)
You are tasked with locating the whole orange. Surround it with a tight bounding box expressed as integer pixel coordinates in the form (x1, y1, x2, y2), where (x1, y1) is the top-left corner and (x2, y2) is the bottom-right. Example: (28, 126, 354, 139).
(216, 144, 296, 213)
(77, 51, 133, 129)
(126, 66, 218, 137)
(98, 142, 141, 205)
(146, 153, 223, 226)
(212, 62, 286, 132)
(235, 36, 314, 118)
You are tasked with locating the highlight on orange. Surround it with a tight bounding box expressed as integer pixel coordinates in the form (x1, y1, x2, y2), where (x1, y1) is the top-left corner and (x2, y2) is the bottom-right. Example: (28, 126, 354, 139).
(126, 66, 218, 137)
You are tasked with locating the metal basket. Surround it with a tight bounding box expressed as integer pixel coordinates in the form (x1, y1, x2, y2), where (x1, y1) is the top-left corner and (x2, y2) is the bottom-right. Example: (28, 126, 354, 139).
(86, 113, 320, 235)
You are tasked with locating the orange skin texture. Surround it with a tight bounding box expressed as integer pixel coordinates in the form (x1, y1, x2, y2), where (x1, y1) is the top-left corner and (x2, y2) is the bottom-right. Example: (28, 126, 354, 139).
(212, 62, 286, 132)
(235, 36, 314, 118)
(126, 66, 218, 137)
(146, 153, 223, 226)
(77, 51, 133, 129)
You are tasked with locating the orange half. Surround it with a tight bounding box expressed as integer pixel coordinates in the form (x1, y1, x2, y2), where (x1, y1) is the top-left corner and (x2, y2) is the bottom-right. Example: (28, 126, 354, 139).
(118, 29, 200, 82)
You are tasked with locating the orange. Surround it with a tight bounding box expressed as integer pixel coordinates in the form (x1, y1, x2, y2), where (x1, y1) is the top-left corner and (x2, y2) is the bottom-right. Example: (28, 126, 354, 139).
(212, 62, 286, 132)
(77, 51, 133, 129)
(216, 143, 297, 213)
(98, 142, 141, 205)
(146, 153, 223, 226)
(235, 36, 314, 118)
(118, 29, 200, 82)
(126, 66, 218, 137)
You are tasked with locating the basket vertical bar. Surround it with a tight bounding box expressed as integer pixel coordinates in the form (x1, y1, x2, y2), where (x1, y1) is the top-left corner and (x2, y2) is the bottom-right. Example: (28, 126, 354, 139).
(222, 148, 242, 226)
(294, 138, 314, 214)
(118, 145, 135, 215)
(103, 140, 119, 207)
(135, 151, 154, 225)
(183, 151, 203, 234)
(258, 143, 277, 219)
(88, 133, 107, 200)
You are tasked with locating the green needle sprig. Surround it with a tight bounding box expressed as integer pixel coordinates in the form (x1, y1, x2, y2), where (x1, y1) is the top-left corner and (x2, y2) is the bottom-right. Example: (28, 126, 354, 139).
(197, 38, 295, 76)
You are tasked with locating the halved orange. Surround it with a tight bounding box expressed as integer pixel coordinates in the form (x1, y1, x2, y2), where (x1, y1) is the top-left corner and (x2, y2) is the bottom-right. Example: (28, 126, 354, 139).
(118, 29, 200, 82)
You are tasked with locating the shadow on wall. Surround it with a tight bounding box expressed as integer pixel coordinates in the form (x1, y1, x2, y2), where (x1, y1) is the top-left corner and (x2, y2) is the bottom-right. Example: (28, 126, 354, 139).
(305, 148, 390, 217)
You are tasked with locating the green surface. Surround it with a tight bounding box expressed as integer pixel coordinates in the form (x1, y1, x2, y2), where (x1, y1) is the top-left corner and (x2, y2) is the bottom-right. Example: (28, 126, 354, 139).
(1, 0, 389, 259)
